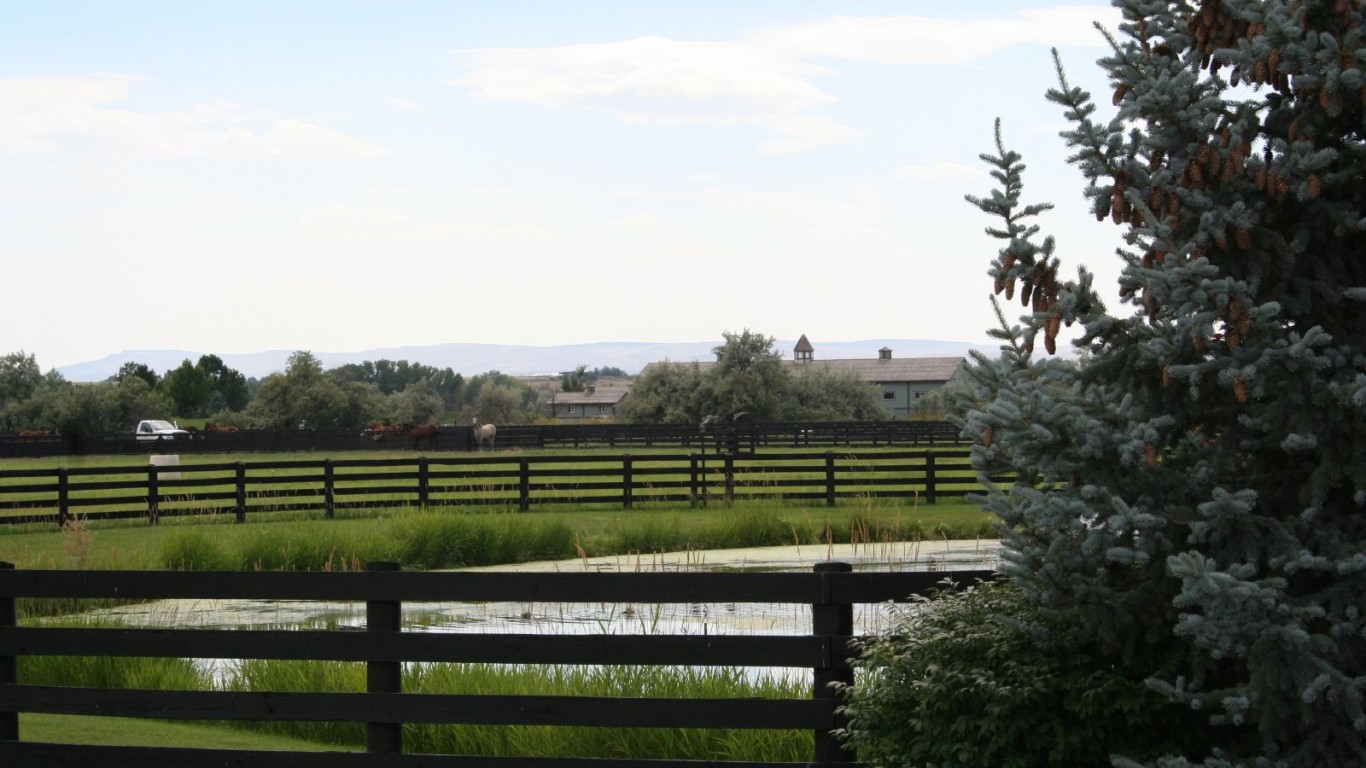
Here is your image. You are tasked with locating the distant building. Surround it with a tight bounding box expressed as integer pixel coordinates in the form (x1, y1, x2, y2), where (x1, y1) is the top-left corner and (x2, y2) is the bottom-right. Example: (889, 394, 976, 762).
(636, 335, 965, 418)
(786, 335, 964, 417)
(549, 381, 630, 419)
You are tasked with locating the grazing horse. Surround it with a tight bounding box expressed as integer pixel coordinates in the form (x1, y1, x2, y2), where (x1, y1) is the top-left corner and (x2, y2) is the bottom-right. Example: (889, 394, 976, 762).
(472, 418, 497, 451)
(204, 422, 239, 433)
(409, 423, 439, 450)
(19, 429, 53, 438)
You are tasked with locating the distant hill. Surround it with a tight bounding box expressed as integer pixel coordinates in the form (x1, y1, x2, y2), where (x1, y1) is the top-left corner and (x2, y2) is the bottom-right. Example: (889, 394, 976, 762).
(55, 338, 1001, 382)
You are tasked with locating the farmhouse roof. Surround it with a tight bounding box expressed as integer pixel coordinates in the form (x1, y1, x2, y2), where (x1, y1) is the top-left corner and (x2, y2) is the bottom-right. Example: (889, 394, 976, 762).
(552, 382, 631, 406)
(641, 355, 964, 384)
(798, 355, 964, 383)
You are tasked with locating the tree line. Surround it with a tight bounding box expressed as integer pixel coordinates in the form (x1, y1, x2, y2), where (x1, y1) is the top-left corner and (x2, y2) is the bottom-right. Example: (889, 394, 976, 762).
(1, 333, 898, 435)
(0, 350, 546, 434)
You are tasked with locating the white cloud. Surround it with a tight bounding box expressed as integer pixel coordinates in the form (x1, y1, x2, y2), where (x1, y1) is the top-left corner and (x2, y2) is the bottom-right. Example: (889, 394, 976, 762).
(299, 203, 554, 245)
(451, 6, 1115, 154)
(758, 114, 864, 156)
(0, 75, 390, 159)
(456, 36, 832, 119)
(895, 162, 984, 181)
(0, 73, 137, 111)
(602, 213, 662, 230)
(386, 96, 423, 111)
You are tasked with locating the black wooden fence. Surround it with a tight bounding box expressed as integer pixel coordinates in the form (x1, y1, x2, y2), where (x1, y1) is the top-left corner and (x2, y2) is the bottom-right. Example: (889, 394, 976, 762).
(0, 421, 965, 458)
(0, 449, 994, 529)
(0, 561, 994, 767)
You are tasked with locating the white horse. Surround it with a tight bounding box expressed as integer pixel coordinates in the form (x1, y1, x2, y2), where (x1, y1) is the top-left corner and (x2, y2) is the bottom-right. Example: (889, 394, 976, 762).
(472, 418, 497, 451)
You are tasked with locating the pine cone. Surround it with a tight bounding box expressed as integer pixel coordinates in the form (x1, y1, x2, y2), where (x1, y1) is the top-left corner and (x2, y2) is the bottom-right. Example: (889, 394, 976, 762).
(983, 425, 993, 448)
(1234, 378, 1248, 403)
(1162, 364, 1172, 388)
(1308, 174, 1321, 199)
(1145, 444, 1157, 468)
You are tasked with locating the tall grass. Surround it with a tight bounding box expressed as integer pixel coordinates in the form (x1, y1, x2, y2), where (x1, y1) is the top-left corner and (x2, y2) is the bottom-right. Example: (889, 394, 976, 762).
(145, 503, 994, 575)
(19, 617, 211, 692)
(22, 642, 813, 761)
(222, 658, 811, 761)
(386, 511, 576, 568)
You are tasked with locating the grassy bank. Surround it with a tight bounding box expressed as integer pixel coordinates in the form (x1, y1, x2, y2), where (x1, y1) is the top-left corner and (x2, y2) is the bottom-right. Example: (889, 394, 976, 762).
(0, 499, 994, 571)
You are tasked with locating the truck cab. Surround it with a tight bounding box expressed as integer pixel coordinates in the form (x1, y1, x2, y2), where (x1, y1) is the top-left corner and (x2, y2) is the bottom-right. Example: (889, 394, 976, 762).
(135, 420, 190, 441)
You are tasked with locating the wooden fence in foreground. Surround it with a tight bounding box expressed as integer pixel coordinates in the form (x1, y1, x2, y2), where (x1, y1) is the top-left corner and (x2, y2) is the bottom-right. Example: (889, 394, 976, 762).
(0, 561, 995, 768)
(0, 450, 995, 529)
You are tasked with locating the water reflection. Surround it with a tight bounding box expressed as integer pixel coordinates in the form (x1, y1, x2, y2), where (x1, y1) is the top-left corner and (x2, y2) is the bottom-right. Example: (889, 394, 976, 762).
(86, 541, 999, 639)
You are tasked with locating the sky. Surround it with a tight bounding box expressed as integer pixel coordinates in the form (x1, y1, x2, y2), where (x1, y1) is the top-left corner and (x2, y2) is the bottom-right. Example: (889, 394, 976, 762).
(1, 1, 1130, 372)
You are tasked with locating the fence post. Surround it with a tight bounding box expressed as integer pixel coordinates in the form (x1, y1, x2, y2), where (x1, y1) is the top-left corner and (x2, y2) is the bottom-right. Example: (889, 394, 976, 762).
(519, 459, 530, 512)
(723, 453, 734, 507)
(365, 561, 403, 755)
(418, 458, 429, 509)
(57, 468, 69, 530)
(146, 463, 160, 525)
(925, 451, 937, 505)
(235, 462, 247, 523)
(622, 454, 633, 510)
(812, 561, 854, 766)
(689, 455, 699, 507)
(0, 562, 15, 743)
(324, 460, 335, 520)
(825, 451, 836, 507)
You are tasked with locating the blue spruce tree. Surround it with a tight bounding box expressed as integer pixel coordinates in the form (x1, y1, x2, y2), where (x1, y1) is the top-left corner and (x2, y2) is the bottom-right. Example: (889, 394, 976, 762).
(845, 1, 1366, 766)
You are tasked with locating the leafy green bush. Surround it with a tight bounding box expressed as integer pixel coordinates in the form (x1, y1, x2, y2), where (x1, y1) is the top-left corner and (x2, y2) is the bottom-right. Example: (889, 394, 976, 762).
(839, 580, 1224, 768)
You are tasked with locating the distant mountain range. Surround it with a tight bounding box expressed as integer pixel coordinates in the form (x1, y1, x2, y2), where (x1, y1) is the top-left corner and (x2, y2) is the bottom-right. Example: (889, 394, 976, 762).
(55, 338, 1001, 382)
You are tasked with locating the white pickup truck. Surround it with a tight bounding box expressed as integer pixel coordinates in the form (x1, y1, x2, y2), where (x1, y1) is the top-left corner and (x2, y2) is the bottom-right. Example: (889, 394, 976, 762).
(135, 419, 191, 441)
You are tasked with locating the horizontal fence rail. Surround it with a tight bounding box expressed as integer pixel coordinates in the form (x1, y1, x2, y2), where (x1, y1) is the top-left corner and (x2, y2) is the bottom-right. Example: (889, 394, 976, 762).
(0, 449, 1003, 528)
(0, 562, 996, 767)
(0, 421, 965, 458)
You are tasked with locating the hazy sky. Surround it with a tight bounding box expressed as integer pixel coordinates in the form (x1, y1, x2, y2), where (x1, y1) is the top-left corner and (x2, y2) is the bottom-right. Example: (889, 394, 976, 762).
(1, 1, 1129, 371)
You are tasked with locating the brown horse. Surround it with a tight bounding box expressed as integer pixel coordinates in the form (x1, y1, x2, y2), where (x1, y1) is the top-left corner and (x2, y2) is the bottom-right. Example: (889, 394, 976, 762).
(409, 423, 439, 450)
(19, 429, 53, 438)
(204, 422, 239, 433)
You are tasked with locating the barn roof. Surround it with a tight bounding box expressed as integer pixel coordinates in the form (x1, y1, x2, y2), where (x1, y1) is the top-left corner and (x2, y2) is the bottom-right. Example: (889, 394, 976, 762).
(641, 355, 964, 384)
(552, 383, 631, 406)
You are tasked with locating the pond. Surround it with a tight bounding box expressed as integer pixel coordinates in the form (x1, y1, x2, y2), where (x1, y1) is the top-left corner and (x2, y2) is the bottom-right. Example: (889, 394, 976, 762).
(86, 539, 1002, 639)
